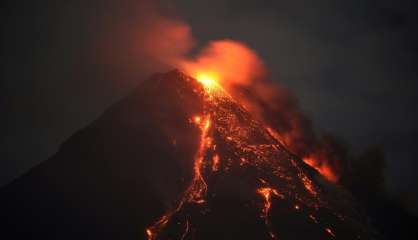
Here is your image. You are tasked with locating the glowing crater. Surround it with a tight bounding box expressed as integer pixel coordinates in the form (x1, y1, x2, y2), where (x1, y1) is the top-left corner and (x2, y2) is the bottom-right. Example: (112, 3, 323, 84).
(195, 72, 222, 91)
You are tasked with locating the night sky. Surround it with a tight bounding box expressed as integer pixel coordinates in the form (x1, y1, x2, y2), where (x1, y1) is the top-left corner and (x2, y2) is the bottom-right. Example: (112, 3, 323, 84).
(2, 0, 418, 214)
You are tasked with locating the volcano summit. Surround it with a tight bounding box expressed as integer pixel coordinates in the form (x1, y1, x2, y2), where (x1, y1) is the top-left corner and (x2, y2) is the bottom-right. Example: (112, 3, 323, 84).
(1, 70, 379, 240)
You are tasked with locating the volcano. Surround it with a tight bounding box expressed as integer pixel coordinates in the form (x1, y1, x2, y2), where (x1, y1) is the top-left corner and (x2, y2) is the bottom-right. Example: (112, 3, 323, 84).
(1, 70, 380, 240)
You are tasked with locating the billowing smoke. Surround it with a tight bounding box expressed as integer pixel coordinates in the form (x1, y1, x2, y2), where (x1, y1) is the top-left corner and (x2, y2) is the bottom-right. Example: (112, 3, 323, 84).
(91, 0, 196, 85)
(234, 80, 347, 182)
(175, 39, 346, 182)
(134, 15, 195, 70)
(94, 0, 386, 199)
(178, 40, 265, 89)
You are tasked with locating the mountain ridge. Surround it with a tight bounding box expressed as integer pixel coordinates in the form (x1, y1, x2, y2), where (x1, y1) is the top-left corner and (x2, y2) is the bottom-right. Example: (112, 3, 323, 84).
(1, 70, 379, 240)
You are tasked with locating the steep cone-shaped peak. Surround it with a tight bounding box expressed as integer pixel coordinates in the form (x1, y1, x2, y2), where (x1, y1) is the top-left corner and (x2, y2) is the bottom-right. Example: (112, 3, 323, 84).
(1, 70, 379, 240)
(143, 70, 380, 240)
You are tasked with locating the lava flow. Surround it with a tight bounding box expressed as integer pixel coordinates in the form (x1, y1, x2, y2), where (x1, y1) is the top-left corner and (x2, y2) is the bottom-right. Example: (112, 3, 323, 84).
(146, 75, 217, 240)
(257, 181, 284, 240)
(143, 70, 378, 240)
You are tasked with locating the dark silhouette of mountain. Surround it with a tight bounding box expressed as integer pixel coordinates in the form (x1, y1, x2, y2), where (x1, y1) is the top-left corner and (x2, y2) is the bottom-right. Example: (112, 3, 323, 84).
(1, 70, 380, 240)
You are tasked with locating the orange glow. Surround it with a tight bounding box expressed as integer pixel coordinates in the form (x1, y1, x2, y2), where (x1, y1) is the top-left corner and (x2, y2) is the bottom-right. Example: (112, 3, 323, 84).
(325, 227, 336, 238)
(179, 40, 265, 90)
(257, 187, 282, 240)
(143, 71, 346, 238)
(257, 187, 280, 217)
(212, 154, 220, 171)
(145, 215, 169, 240)
(301, 174, 317, 196)
(187, 115, 211, 204)
(303, 156, 338, 182)
(290, 159, 318, 196)
(194, 116, 201, 123)
(196, 72, 220, 88)
(268, 127, 339, 183)
(145, 114, 212, 239)
(146, 229, 152, 239)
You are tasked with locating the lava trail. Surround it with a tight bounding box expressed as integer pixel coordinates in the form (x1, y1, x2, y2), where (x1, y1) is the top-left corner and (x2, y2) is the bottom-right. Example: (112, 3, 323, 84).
(144, 70, 379, 240)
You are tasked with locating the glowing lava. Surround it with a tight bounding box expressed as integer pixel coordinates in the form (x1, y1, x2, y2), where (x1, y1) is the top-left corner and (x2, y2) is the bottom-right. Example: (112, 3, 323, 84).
(143, 71, 374, 240)
(146, 113, 212, 240)
(146, 73, 333, 239)
(187, 115, 211, 204)
(257, 187, 282, 218)
(267, 127, 339, 183)
(257, 186, 283, 240)
(194, 71, 226, 95)
(196, 72, 219, 88)
(179, 40, 340, 185)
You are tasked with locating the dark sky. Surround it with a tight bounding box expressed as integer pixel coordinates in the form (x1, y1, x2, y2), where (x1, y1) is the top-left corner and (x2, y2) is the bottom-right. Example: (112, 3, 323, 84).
(2, 0, 418, 212)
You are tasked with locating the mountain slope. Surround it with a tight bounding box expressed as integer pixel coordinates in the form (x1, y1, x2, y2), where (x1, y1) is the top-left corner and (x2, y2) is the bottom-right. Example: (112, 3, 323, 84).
(1, 70, 379, 240)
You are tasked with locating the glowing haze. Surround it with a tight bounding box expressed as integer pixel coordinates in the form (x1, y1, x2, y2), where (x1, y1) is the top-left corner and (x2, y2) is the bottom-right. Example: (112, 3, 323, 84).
(174, 39, 341, 182)
(113, 2, 343, 182)
(179, 40, 266, 90)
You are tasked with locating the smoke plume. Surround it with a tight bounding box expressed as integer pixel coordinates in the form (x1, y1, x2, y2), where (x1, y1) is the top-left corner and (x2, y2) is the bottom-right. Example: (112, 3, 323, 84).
(178, 40, 266, 89)
(174, 38, 346, 182)
(94, 0, 387, 203)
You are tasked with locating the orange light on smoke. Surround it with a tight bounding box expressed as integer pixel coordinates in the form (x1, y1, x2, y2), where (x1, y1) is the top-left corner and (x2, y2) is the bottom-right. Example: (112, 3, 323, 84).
(193, 116, 201, 124)
(196, 72, 219, 88)
(180, 40, 265, 90)
(303, 156, 338, 182)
